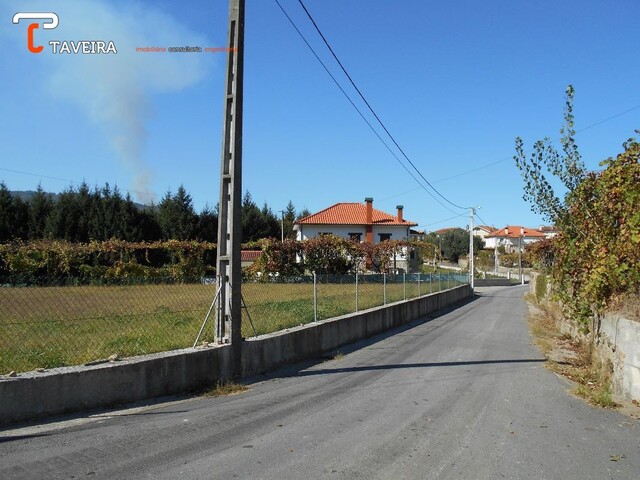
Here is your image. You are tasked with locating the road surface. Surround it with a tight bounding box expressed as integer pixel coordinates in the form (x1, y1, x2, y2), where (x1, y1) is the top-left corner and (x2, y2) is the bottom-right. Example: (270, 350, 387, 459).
(1, 285, 638, 479)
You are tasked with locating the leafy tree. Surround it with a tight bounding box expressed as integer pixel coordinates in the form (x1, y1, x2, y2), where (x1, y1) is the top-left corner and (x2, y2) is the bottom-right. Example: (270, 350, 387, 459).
(241, 191, 279, 241)
(514, 85, 586, 227)
(283, 200, 297, 240)
(157, 186, 197, 240)
(0, 182, 14, 241)
(554, 136, 640, 323)
(303, 235, 360, 274)
(249, 238, 305, 276)
(195, 203, 218, 242)
(297, 208, 311, 220)
(515, 84, 640, 327)
(137, 204, 162, 241)
(45, 186, 82, 241)
(28, 184, 53, 239)
(0, 182, 29, 241)
(438, 228, 483, 263)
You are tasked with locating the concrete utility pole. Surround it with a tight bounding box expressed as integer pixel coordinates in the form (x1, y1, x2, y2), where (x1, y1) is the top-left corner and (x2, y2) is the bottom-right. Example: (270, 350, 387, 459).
(469, 208, 475, 289)
(215, 0, 244, 376)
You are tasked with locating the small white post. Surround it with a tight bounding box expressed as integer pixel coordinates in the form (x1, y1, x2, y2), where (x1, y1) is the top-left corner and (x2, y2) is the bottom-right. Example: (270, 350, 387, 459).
(403, 272, 406, 300)
(355, 272, 359, 312)
(313, 272, 317, 322)
(383, 273, 387, 305)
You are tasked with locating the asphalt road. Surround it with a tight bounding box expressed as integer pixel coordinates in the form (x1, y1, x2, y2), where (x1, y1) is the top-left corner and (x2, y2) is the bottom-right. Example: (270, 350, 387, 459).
(1, 285, 638, 479)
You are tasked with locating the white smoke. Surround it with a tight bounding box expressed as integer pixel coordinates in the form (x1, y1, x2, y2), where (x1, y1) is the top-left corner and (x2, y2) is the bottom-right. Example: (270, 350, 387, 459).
(2, 0, 210, 203)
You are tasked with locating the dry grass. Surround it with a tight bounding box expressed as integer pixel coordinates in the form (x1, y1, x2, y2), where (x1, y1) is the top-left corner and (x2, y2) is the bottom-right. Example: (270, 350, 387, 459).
(526, 297, 617, 409)
(202, 381, 249, 397)
(607, 292, 640, 322)
(1, 277, 463, 373)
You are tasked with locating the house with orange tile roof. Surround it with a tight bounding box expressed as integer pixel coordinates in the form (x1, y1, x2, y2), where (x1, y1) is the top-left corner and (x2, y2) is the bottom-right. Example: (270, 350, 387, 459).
(294, 198, 420, 272)
(241, 250, 262, 268)
(293, 197, 418, 244)
(485, 225, 546, 252)
(470, 225, 497, 248)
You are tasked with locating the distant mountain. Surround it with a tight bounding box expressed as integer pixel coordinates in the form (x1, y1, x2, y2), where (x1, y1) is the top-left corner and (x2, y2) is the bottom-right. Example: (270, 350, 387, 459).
(11, 190, 60, 203)
(10, 190, 149, 210)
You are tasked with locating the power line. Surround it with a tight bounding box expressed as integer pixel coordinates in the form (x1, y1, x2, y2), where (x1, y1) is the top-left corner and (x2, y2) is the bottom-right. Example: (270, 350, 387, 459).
(419, 212, 469, 228)
(272, 0, 460, 215)
(474, 211, 492, 228)
(296, 0, 468, 211)
(0, 167, 156, 199)
(434, 103, 640, 183)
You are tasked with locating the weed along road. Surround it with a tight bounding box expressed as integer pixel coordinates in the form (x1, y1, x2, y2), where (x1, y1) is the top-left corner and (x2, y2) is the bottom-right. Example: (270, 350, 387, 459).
(1, 286, 638, 479)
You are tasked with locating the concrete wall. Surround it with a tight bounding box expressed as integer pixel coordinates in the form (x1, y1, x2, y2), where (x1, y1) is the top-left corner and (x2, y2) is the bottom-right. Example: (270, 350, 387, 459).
(0, 285, 471, 426)
(0, 346, 233, 426)
(474, 278, 514, 287)
(242, 285, 471, 376)
(528, 271, 639, 402)
(598, 314, 640, 401)
(296, 224, 410, 242)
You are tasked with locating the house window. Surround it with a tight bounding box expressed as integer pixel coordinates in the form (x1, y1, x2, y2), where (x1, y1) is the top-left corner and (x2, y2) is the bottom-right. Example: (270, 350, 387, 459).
(349, 233, 362, 242)
(378, 233, 392, 242)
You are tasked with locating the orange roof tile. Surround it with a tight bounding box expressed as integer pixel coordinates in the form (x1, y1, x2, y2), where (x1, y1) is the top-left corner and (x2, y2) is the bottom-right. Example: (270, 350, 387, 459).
(295, 202, 417, 227)
(486, 225, 547, 238)
(433, 227, 458, 235)
(474, 225, 495, 233)
(241, 250, 262, 262)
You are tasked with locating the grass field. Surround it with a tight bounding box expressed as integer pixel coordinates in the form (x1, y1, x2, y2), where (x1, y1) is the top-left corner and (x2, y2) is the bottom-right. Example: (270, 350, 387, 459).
(0, 275, 465, 374)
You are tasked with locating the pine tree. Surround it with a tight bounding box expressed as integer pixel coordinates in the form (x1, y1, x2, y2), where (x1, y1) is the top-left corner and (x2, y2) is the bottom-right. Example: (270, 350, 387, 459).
(28, 184, 54, 239)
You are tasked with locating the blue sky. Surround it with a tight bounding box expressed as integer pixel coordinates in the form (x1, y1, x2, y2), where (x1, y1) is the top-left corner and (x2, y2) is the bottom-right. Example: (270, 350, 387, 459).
(1, 0, 638, 232)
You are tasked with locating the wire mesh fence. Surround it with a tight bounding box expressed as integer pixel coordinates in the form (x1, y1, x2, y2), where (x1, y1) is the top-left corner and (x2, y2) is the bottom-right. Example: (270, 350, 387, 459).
(1, 272, 468, 374)
(241, 272, 468, 337)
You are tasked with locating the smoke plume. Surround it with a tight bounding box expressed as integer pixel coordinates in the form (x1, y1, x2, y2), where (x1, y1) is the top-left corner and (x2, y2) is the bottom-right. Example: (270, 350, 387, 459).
(3, 0, 209, 203)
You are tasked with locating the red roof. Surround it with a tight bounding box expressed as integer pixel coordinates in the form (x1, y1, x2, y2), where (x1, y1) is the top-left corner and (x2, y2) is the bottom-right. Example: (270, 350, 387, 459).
(241, 250, 262, 262)
(433, 227, 457, 235)
(486, 225, 546, 239)
(295, 202, 417, 227)
(474, 225, 495, 233)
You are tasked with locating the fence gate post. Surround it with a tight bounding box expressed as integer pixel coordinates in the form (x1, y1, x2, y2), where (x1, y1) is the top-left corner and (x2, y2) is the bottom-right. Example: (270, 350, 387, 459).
(403, 272, 406, 300)
(355, 272, 359, 313)
(313, 272, 318, 322)
(383, 273, 387, 305)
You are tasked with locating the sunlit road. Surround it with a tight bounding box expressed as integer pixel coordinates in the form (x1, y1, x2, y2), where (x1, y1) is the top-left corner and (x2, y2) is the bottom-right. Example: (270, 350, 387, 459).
(1, 285, 638, 479)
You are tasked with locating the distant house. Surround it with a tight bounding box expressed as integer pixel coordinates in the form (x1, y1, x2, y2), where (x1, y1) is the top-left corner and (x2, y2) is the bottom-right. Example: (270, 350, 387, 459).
(294, 197, 420, 272)
(241, 250, 261, 269)
(433, 227, 456, 236)
(294, 197, 418, 243)
(472, 225, 497, 249)
(537, 225, 559, 238)
(485, 226, 546, 253)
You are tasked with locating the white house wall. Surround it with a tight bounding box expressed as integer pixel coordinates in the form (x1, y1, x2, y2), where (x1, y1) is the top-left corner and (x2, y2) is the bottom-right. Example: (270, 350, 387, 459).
(296, 225, 410, 242)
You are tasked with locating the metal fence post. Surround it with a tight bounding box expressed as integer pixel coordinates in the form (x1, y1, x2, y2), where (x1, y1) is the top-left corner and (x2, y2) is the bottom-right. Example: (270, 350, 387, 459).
(355, 272, 359, 313)
(403, 272, 406, 300)
(313, 272, 318, 322)
(429, 273, 432, 294)
(448, 273, 451, 289)
(418, 275, 421, 297)
(383, 273, 387, 305)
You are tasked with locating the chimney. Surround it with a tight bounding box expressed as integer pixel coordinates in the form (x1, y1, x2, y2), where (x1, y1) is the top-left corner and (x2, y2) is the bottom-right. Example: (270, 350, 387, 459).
(365, 197, 373, 243)
(396, 205, 404, 223)
(365, 197, 373, 224)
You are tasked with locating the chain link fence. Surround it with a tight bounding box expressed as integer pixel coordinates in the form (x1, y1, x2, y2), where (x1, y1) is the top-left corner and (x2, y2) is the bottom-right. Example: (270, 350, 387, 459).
(1, 272, 468, 374)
